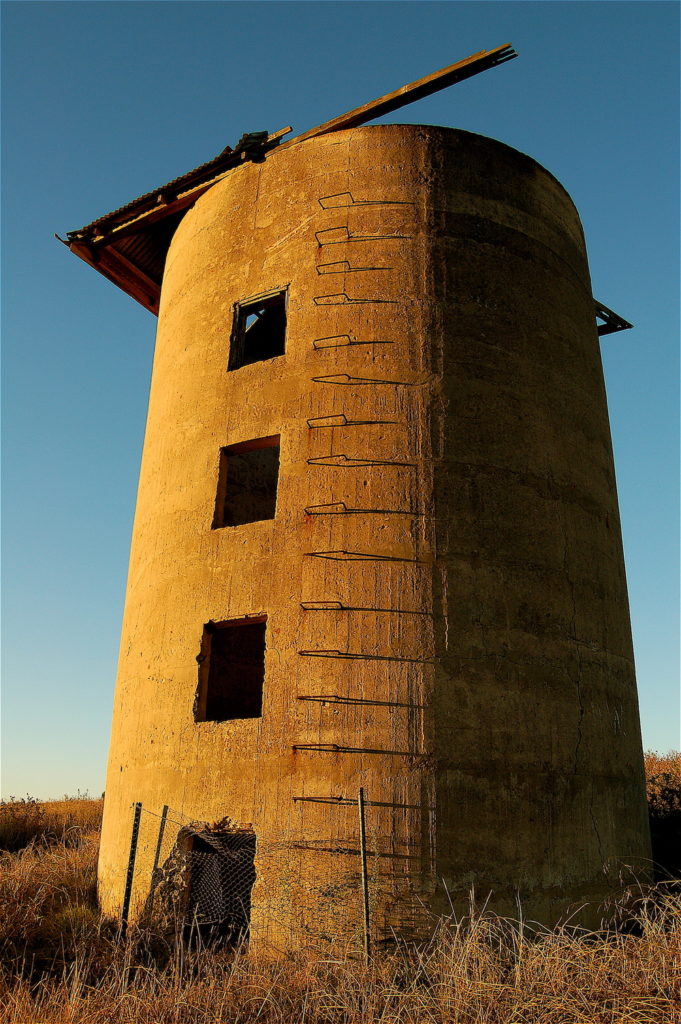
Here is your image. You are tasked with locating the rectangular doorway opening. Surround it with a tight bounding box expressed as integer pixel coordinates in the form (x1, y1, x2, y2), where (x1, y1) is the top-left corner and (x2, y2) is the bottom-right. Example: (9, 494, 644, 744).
(213, 435, 280, 529)
(195, 617, 267, 722)
(229, 290, 287, 370)
(185, 828, 257, 947)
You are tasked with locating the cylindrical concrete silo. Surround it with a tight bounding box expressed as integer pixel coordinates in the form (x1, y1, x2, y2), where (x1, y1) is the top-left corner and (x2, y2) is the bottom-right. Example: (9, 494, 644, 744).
(97, 125, 651, 947)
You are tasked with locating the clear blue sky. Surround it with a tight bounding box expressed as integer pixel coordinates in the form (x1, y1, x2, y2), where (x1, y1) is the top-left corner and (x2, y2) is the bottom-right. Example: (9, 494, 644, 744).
(2, 1, 678, 799)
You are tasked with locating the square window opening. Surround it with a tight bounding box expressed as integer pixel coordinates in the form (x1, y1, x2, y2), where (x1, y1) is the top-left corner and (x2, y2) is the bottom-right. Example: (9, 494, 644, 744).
(229, 290, 287, 370)
(195, 617, 266, 723)
(213, 435, 280, 529)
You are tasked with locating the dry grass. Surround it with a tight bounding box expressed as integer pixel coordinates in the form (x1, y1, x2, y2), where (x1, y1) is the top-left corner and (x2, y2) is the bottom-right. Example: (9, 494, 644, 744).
(645, 751, 681, 808)
(645, 750, 681, 879)
(1, 869, 679, 1022)
(0, 796, 103, 853)
(1, 774, 679, 1023)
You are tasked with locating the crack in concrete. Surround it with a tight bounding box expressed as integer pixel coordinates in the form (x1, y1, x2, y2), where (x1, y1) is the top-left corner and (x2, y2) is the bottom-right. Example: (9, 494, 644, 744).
(589, 788, 605, 867)
(439, 563, 449, 651)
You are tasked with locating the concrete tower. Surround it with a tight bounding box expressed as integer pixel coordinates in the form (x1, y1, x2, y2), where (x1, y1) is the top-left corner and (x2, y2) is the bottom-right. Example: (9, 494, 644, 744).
(66, 54, 651, 950)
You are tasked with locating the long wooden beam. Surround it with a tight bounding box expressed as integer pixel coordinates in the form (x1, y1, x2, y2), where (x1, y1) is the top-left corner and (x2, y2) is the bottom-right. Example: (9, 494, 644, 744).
(94, 43, 515, 248)
(63, 46, 517, 315)
(278, 43, 517, 151)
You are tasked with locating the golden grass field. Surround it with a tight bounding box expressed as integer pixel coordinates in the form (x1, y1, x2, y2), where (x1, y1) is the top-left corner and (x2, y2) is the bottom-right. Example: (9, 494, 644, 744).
(0, 754, 679, 1023)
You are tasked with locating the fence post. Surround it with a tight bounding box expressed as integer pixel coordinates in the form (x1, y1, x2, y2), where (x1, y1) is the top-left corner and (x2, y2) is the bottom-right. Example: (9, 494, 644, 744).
(147, 804, 169, 916)
(120, 801, 142, 939)
(151, 804, 169, 878)
(358, 787, 371, 962)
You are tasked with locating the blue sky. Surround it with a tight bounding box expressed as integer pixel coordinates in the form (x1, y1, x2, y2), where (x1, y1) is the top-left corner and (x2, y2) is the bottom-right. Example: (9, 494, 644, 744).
(2, 1, 678, 798)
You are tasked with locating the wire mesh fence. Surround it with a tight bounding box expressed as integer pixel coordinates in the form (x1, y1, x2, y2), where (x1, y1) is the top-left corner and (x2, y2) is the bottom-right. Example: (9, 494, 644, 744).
(122, 796, 434, 954)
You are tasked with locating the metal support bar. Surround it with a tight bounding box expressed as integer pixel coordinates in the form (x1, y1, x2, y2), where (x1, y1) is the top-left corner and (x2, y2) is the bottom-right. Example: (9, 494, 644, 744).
(293, 793, 426, 810)
(304, 501, 422, 516)
(298, 648, 435, 663)
(305, 548, 428, 563)
(120, 801, 142, 938)
(307, 413, 398, 428)
(594, 299, 633, 336)
(358, 788, 371, 962)
(311, 372, 431, 386)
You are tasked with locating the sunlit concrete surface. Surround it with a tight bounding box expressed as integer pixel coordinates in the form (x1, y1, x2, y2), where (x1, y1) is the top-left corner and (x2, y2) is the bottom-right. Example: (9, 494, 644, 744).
(99, 126, 651, 948)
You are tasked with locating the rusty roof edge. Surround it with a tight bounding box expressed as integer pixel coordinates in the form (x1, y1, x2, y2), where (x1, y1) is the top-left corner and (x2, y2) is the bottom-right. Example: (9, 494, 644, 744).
(67, 128, 291, 241)
(82, 171, 231, 246)
(66, 153, 232, 240)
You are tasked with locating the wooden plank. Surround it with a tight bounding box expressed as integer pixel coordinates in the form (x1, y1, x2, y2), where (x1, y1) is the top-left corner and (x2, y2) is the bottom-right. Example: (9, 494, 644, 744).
(98, 248, 160, 314)
(64, 47, 518, 314)
(69, 241, 159, 314)
(89, 184, 214, 246)
(104, 245, 162, 294)
(278, 43, 517, 151)
(83, 127, 292, 245)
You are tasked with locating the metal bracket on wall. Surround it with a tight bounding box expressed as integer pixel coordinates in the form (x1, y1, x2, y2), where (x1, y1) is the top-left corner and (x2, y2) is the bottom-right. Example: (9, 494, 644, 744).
(306, 454, 415, 467)
(298, 649, 435, 664)
(304, 501, 422, 516)
(297, 693, 427, 709)
(318, 192, 414, 210)
(305, 549, 429, 563)
(293, 794, 429, 810)
(594, 300, 633, 336)
(315, 226, 410, 247)
(292, 743, 415, 756)
(313, 292, 397, 306)
(300, 600, 429, 614)
(312, 334, 394, 350)
(307, 413, 398, 428)
(316, 260, 391, 275)
(311, 373, 431, 387)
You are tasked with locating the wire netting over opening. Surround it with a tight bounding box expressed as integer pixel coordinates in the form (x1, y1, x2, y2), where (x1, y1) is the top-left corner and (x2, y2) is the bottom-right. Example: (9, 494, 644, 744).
(144, 816, 256, 944)
(136, 802, 431, 951)
(186, 829, 256, 936)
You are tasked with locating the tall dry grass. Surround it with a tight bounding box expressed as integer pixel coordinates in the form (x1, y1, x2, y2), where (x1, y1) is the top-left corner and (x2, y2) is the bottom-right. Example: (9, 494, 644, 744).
(1, 874, 679, 1022)
(0, 795, 103, 853)
(645, 750, 681, 879)
(1, 775, 679, 1023)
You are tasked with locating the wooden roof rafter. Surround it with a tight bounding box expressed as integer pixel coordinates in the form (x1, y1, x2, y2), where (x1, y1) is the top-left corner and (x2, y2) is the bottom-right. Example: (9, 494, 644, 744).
(61, 44, 518, 315)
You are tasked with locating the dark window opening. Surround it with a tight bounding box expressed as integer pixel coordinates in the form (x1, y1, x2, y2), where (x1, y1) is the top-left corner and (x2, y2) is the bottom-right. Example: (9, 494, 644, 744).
(185, 829, 257, 947)
(229, 290, 287, 370)
(195, 617, 266, 722)
(213, 435, 280, 529)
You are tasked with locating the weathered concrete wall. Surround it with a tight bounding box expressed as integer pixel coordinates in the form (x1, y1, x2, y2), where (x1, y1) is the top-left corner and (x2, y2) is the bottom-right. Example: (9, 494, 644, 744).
(99, 125, 650, 948)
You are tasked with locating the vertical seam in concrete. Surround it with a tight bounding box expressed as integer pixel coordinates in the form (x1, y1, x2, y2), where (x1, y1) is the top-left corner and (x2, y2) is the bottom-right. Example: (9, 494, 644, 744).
(564, 517, 585, 775)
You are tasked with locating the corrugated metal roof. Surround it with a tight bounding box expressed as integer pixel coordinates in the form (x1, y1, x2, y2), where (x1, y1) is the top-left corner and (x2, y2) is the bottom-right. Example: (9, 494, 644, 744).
(67, 131, 277, 241)
(68, 151, 231, 239)
(64, 131, 285, 314)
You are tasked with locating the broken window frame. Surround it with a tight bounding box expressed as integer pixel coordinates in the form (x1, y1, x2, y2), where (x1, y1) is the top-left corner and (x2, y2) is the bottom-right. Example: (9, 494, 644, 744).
(212, 434, 281, 529)
(228, 288, 288, 370)
(194, 615, 268, 723)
